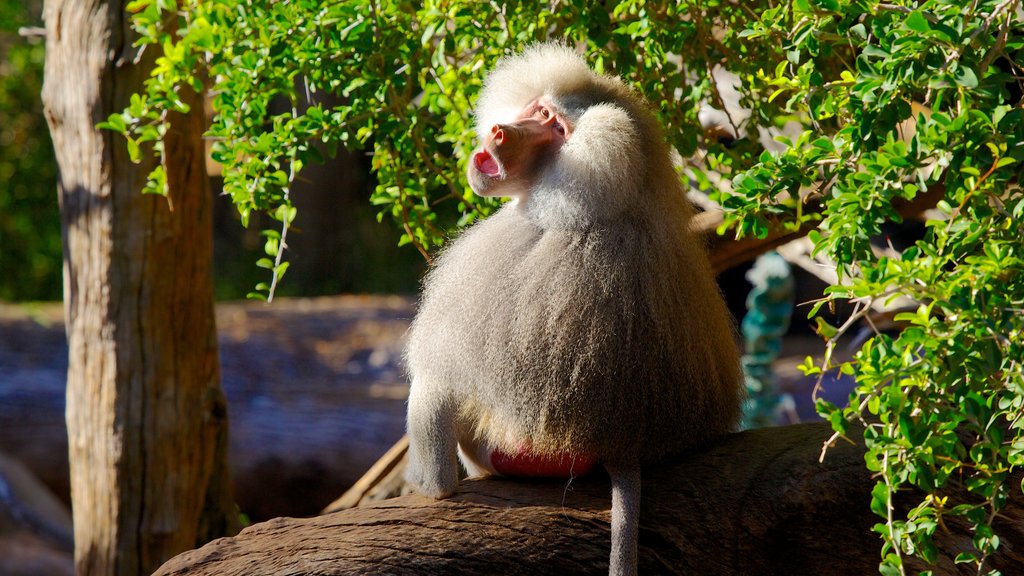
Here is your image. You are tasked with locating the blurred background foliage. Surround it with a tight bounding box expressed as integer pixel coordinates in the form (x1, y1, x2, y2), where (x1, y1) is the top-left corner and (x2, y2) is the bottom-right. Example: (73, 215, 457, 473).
(0, 0, 60, 301)
(0, 0, 425, 302)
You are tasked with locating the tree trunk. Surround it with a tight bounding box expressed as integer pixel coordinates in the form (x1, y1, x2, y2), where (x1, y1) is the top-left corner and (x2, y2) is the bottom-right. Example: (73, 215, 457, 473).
(156, 423, 1024, 576)
(41, 2, 238, 574)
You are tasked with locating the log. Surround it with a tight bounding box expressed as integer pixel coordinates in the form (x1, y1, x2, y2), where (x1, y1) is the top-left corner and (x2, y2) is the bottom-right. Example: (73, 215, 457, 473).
(156, 423, 1023, 576)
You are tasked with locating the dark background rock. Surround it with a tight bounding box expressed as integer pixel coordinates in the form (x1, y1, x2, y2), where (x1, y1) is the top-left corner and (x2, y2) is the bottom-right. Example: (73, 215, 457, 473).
(0, 450, 74, 576)
(0, 297, 413, 521)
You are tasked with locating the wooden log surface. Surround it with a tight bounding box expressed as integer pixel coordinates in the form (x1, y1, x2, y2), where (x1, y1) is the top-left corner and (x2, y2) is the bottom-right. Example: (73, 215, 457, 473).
(156, 422, 1023, 576)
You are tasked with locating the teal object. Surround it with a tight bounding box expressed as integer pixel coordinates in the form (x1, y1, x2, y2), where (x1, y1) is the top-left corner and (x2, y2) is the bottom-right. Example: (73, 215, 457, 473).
(740, 251, 795, 429)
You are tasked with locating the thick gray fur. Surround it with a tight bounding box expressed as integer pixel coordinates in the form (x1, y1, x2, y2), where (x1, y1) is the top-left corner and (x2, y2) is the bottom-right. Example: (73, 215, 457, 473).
(405, 44, 743, 576)
(608, 463, 641, 576)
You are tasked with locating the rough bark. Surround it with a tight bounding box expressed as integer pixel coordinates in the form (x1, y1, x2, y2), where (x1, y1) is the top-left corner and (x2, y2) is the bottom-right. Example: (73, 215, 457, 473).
(41, 2, 237, 574)
(156, 422, 1023, 576)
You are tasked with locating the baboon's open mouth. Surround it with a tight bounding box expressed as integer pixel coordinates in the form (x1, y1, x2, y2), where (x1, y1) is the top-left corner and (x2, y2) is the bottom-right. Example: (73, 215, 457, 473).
(473, 149, 501, 177)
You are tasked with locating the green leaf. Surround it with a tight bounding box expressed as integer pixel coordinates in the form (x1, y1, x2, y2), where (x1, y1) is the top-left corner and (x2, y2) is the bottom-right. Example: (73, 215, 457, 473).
(954, 552, 977, 564)
(953, 66, 978, 88)
(870, 482, 890, 517)
(126, 0, 152, 13)
(126, 138, 142, 163)
(904, 11, 931, 33)
(141, 165, 166, 196)
(97, 113, 128, 134)
(274, 261, 289, 279)
(878, 561, 902, 576)
(814, 317, 839, 339)
(807, 299, 827, 318)
(798, 355, 821, 376)
(274, 204, 298, 224)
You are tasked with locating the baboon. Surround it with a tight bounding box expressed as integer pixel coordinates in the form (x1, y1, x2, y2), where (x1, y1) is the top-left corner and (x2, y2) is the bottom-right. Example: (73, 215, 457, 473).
(405, 43, 743, 576)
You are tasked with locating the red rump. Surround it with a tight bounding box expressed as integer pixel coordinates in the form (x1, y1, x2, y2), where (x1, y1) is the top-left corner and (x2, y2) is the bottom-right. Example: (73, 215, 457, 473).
(491, 445, 596, 478)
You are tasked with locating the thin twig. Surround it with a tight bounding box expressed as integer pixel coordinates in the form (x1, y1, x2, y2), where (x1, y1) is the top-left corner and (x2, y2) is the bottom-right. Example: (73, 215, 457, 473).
(17, 26, 46, 38)
(266, 107, 299, 303)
